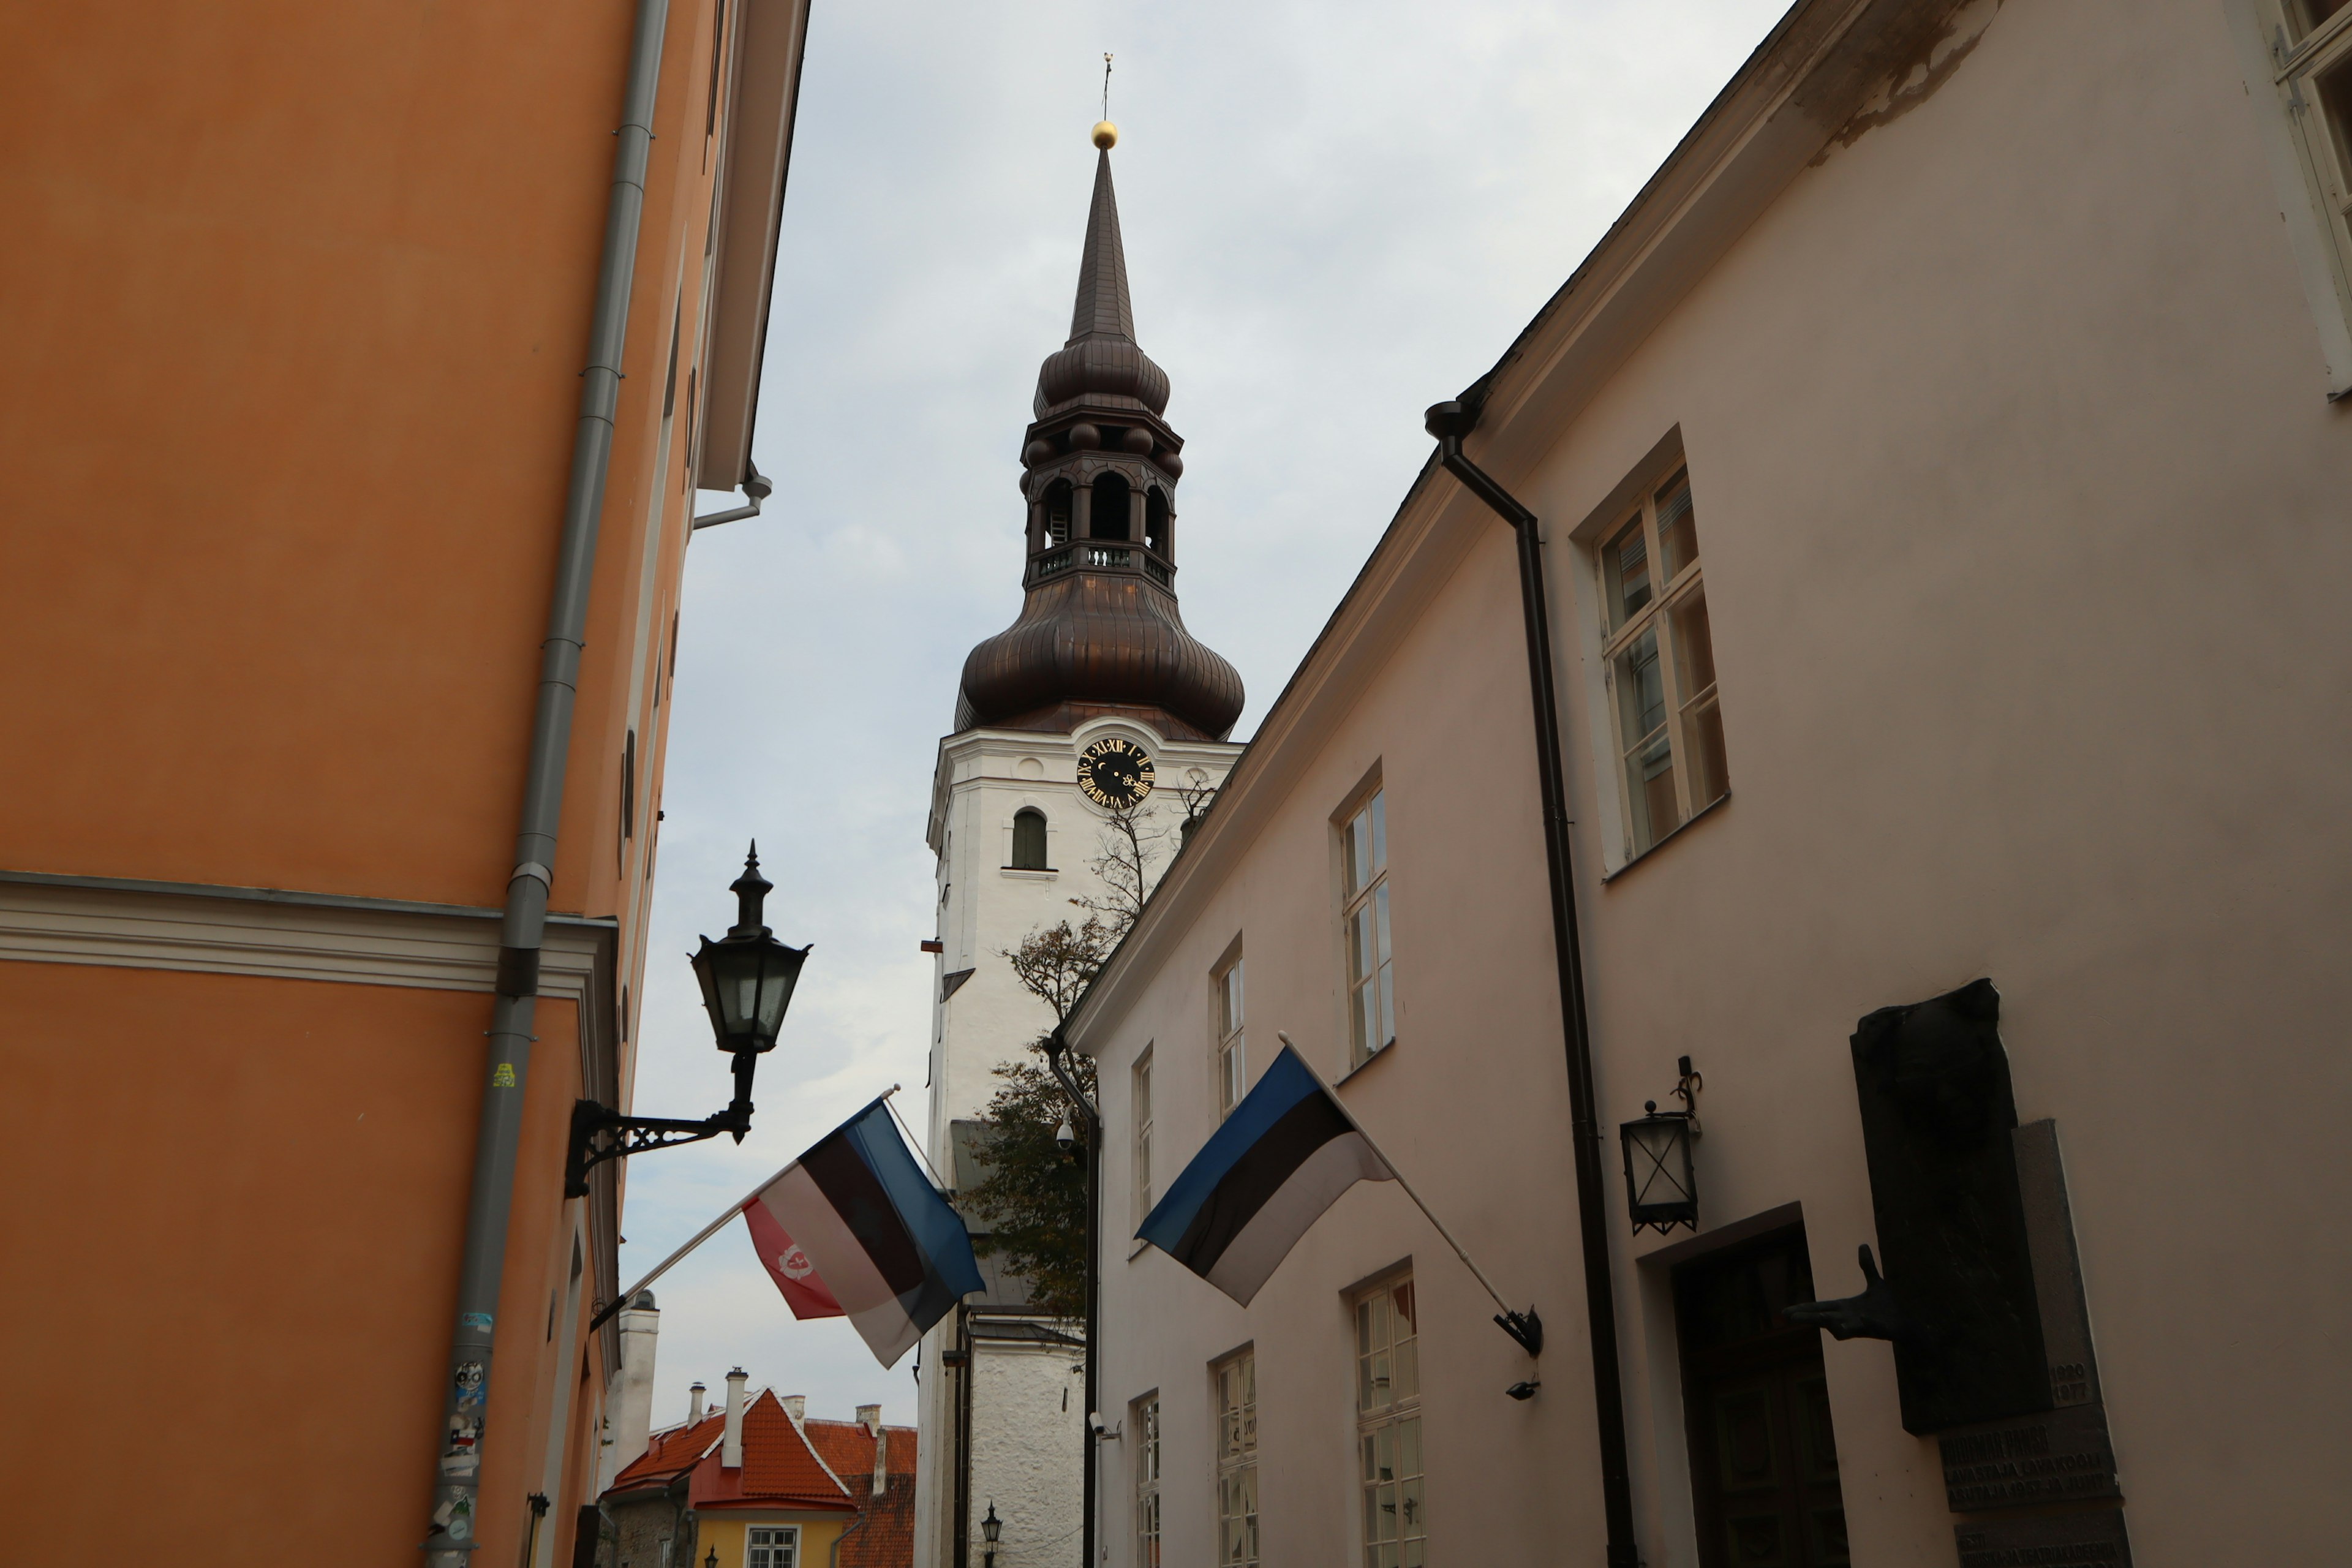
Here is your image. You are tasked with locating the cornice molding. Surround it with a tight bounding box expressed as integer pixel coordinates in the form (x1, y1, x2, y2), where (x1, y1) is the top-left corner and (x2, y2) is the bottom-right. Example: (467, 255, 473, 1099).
(0, 870, 616, 1005)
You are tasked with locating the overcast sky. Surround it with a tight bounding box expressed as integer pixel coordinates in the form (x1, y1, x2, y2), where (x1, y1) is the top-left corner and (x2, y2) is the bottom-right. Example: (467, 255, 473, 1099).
(618, 0, 1790, 1433)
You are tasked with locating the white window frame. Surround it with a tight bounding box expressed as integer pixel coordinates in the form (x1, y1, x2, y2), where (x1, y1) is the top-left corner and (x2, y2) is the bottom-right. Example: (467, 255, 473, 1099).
(1135, 1392, 1163, 1568)
(1338, 786, 1394, 1069)
(1133, 1049, 1155, 1228)
(1353, 1273, 1425, 1568)
(747, 1524, 801, 1568)
(2230, 0, 2352, 394)
(1213, 1349, 1260, 1568)
(1215, 951, 1246, 1120)
(1593, 463, 1725, 864)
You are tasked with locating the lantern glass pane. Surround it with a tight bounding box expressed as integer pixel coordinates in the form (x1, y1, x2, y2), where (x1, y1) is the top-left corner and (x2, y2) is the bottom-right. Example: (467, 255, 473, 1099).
(1627, 1118, 1691, 1208)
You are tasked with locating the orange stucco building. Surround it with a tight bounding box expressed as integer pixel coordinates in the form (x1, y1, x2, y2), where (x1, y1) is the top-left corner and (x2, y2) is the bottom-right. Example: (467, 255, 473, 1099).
(1, 2, 811, 1562)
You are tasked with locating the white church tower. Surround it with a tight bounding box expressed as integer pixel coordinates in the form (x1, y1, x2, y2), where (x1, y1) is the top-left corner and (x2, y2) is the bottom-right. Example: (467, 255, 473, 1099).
(911, 123, 1246, 1568)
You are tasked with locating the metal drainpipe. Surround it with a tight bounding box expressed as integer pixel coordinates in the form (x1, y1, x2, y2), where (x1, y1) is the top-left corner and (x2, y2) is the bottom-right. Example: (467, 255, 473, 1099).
(421, 0, 672, 1558)
(1043, 1027, 1099, 1568)
(1425, 401, 1639, 1568)
(688, 459, 772, 530)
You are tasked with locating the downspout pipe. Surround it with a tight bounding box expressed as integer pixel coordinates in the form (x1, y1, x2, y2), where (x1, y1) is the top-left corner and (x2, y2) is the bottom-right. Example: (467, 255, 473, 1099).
(1043, 1026, 1099, 1568)
(1425, 401, 1639, 1568)
(421, 1, 672, 1558)
(689, 459, 772, 530)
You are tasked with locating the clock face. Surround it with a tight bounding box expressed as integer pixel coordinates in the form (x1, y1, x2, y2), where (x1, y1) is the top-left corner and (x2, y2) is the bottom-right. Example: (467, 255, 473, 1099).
(1076, 736, 1155, 809)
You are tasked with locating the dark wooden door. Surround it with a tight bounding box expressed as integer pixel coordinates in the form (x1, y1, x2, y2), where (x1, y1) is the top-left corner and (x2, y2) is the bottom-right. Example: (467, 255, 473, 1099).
(1676, 1229, 1849, 1568)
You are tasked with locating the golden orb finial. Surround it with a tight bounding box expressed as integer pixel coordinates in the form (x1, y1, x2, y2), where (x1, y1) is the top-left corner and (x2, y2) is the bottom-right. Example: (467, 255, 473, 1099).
(1092, 120, 1118, 150)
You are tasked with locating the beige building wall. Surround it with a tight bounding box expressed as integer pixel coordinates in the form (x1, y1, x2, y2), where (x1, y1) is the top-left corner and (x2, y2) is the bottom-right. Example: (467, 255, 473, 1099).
(1071, 1, 2351, 1564)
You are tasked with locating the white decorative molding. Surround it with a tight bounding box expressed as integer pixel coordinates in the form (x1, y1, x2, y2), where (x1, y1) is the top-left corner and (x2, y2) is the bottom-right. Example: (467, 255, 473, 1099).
(0, 872, 614, 1006)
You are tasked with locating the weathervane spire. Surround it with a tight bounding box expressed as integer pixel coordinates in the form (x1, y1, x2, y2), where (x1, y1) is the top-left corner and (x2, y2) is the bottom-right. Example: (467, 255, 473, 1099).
(1093, 53, 1118, 151)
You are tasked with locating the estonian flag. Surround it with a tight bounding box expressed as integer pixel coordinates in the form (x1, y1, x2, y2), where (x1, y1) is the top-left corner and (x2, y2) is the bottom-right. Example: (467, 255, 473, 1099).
(745, 1098, 982, 1368)
(1137, 1044, 1395, 1305)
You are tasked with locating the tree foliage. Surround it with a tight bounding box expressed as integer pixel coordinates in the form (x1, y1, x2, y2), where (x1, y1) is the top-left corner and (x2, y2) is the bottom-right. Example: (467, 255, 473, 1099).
(960, 788, 1210, 1320)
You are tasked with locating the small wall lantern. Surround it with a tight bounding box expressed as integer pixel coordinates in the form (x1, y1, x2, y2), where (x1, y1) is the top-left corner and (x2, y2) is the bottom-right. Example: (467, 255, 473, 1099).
(1618, 1056, 1702, 1234)
(982, 1501, 1002, 1568)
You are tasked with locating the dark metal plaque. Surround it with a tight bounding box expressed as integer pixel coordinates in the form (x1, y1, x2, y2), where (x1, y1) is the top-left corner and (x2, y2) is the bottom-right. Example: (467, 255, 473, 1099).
(1849, 979, 2048, 1432)
(1939, 1402, 2120, 1512)
(1954, 1508, 2132, 1567)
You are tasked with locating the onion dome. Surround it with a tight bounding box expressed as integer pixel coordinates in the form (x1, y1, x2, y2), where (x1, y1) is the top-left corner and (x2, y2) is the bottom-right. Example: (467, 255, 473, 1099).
(956, 129, 1244, 743)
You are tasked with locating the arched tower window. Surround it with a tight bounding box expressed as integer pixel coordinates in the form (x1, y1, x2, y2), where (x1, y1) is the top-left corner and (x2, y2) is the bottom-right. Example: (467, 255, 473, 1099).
(1090, 473, 1131, 540)
(1011, 808, 1049, 870)
(1144, 486, 1170, 558)
(1044, 480, 1074, 545)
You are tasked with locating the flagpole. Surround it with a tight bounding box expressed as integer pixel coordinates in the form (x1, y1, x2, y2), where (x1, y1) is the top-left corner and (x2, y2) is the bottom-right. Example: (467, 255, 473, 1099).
(588, 1086, 905, 1333)
(1277, 1033, 1544, 1355)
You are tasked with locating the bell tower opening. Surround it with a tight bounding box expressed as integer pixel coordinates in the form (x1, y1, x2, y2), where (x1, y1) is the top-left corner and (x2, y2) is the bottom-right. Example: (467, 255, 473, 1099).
(1144, 485, 1169, 557)
(1045, 480, 1073, 545)
(1090, 472, 1131, 540)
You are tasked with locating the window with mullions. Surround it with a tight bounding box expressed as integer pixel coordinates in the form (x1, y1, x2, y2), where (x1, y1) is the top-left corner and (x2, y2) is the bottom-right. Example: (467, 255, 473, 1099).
(1341, 790, 1393, 1066)
(1355, 1275, 1425, 1568)
(1214, 1350, 1260, 1568)
(747, 1525, 799, 1568)
(1600, 467, 1727, 859)
(1216, 955, 1246, 1120)
(1135, 1394, 1163, 1568)
(2266, 0, 2352, 336)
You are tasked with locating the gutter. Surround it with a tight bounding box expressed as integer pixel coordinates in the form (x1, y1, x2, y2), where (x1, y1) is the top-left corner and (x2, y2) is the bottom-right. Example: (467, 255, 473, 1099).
(421, 0, 673, 1558)
(1042, 1027, 1101, 1568)
(1425, 400, 1638, 1568)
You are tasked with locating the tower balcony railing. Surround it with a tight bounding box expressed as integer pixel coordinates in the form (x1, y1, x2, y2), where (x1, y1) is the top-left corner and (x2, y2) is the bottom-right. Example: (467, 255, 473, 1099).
(1028, 539, 1176, 590)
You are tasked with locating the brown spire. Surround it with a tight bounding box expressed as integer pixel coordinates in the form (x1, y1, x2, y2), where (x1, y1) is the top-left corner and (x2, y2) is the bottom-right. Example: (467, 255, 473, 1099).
(1068, 150, 1134, 342)
(955, 132, 1243, 743)
(1033, 146, 1169, 417)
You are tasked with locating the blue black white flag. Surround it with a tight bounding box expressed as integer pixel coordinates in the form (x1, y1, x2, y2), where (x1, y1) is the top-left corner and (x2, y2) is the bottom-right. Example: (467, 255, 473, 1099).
(751, 1097, 982, 1367)
(1137, 1044, 1395, 1305)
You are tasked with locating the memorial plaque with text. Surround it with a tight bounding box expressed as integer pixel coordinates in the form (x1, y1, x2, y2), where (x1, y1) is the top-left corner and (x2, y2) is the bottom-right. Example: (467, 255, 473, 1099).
(1939, 1402, 2120, 1512)
(1954, 1508, 2132, 1567)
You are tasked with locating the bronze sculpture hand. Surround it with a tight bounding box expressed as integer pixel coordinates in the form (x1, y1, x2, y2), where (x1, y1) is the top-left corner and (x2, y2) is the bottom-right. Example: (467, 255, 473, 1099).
(1787, 1244, 1921, 1346)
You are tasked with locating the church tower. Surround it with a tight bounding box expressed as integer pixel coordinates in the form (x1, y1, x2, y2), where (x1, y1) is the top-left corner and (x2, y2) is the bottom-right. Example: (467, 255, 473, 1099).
(913, 126, 1245, 1568)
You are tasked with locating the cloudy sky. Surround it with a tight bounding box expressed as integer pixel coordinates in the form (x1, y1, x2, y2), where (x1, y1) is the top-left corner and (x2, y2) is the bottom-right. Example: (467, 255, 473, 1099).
(620, 0, 1790, 1431)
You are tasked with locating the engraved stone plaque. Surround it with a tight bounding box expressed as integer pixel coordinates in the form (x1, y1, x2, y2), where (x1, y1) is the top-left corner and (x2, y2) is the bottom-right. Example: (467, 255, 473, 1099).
(1954, 1508, 2132, 1567)
(2014, 1120, 2100, 1409)
(1939, 1403, 2120, 1512)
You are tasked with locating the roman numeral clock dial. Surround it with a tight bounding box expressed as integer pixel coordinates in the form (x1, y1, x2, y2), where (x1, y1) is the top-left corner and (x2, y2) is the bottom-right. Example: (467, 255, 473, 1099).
(1076, 736, 1155, 809)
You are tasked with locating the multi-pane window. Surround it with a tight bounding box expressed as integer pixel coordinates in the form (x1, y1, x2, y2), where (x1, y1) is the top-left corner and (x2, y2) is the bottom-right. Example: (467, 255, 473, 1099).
(1135, 1394, 1163, 1568)
(1599, 467, 1727, 858)
(1214, 1351, 1260, 1568)
(1216, 956, 1246, 1118)
(747, 1526, 799, 1568)
(1341, 790, 1394, 1066)
(1133, 1050, 1155, 1226)
(1355, 1276, 1425, 1568)
(2269, 0, 2352, 328)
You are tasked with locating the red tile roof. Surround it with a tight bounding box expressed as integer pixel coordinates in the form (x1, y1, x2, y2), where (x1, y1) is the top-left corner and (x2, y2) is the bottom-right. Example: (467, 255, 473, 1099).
(688, 1390, 854, 1512)
(837, 1471, 916, 1568)
(611, 1411, 726, 1490)
(604, 1393, 919, 1565)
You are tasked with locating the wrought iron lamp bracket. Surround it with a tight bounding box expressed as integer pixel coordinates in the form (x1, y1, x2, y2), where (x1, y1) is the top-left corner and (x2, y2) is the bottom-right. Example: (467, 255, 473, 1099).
(564, 1098, 748, 1198)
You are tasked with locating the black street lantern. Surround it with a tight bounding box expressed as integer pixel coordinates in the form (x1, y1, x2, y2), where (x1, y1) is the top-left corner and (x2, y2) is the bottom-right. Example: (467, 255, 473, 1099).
(567, 843, 812, 1208)
(982, 1502, 1002, 1566)
(689, 844, 813, 1133)
(1619, 1056, 1703, 1234)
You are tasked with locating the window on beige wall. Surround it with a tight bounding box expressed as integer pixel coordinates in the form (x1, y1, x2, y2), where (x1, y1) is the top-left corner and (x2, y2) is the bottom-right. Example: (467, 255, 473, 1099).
(1213, 1349, 1260, 1568)
(1135, 1392, 1162, 1567)
(1599, 466, 1726, 858)
(1133, 1049, 1155, 1227)
(1355, 1274, 1425, 1567)
(2266, 0, 2352, 328)
(1215, 953, 1246, 1119)
(1341, 788, 1394, 1066)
